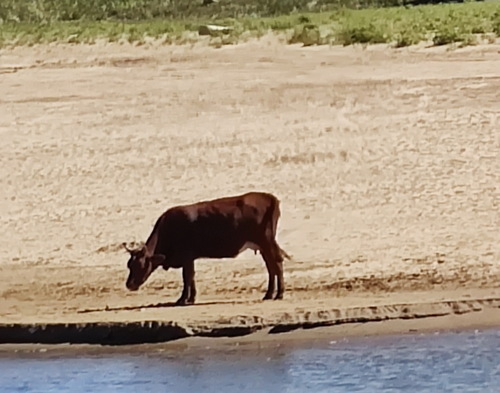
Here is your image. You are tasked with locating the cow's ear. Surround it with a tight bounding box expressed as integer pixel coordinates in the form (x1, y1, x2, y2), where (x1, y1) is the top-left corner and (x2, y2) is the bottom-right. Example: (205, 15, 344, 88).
(149, 254, 165, 267)
(122, 242, 133, 254)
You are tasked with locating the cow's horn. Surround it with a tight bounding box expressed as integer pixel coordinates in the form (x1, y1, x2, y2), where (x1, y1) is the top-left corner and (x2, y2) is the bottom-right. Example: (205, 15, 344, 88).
(122, 242, 133, 252)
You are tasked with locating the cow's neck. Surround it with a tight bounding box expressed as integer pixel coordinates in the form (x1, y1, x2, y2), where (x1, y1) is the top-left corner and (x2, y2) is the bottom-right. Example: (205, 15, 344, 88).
(144, 230, 159, 256)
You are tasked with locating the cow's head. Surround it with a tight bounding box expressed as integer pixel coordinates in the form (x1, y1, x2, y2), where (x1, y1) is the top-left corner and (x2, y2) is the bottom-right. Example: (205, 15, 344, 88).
(123, 243, 165, 291)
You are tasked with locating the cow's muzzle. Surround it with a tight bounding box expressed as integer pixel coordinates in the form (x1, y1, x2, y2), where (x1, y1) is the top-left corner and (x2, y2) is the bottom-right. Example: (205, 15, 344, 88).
(126, 281, 140, 291)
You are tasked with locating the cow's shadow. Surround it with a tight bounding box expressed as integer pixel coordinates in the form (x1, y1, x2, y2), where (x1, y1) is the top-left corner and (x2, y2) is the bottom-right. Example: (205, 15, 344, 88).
(77, 299, 252, 314)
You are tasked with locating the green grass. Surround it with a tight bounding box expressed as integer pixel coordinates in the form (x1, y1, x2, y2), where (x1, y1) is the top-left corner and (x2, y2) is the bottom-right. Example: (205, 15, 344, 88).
(0, 2, 499, 48)
(0, 0, 474, 23)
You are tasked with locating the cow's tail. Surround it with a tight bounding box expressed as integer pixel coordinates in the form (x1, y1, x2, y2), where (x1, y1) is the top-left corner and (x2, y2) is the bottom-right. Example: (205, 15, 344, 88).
(268, 195, 292, 262)
(279, 246, 292, 261)
(269, 195, 280, 239)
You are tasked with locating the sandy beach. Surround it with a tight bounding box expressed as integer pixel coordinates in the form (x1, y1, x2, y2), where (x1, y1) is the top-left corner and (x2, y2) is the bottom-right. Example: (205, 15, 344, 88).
(0, 38, 499, 343)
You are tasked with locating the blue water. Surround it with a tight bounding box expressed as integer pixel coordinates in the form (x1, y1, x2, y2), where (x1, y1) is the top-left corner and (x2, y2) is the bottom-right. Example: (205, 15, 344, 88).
(1, 329, 499, 393)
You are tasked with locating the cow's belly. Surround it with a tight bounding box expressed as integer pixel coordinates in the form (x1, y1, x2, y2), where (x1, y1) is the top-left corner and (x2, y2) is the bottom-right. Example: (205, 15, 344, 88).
(238, 241, 259, 254)
(196, 240, 259, 259)
(168, 221, 261, 260)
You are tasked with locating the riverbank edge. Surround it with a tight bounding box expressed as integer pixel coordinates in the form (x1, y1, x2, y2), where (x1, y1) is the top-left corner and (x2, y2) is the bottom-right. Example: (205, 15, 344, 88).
(1, 2, 498, 49)
(1, 297, 499, 346)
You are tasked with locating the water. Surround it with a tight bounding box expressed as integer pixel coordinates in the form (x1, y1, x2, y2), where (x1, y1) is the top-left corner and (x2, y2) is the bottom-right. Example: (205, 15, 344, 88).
(1, 329, 499, 393)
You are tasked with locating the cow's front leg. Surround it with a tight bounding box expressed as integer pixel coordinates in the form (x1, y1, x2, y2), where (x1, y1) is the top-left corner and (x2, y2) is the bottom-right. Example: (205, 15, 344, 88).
(187, 275, 197, 304)
(176, 260, 195, 306)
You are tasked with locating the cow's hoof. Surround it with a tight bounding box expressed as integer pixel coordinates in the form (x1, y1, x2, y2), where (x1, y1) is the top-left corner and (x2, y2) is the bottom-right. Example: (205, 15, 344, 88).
(175, 299, 188, 306)
(274, 294, 283, 300)
(263, 294, 273, 301)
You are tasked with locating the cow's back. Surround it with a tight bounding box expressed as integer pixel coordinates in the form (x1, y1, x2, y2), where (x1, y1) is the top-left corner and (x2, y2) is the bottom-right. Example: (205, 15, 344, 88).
(156, 192, 278, 259)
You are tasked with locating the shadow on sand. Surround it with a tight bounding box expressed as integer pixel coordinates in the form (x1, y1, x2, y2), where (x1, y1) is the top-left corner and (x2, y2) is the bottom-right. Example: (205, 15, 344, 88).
(77, 299, 253, 314)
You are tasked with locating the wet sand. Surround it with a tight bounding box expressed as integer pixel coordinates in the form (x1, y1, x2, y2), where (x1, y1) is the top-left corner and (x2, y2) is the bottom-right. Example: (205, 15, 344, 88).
(2, 309, 500, 355)
(0, 37, 499, 344)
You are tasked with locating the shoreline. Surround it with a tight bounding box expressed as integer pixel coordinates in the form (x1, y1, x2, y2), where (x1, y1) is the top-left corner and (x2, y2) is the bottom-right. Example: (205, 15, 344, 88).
(1, 296, 499, 349)
(1, 309, 499, 356)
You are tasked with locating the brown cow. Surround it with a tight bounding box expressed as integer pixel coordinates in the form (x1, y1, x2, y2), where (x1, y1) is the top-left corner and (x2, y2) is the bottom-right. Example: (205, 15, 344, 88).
(123, 192, 290, 306)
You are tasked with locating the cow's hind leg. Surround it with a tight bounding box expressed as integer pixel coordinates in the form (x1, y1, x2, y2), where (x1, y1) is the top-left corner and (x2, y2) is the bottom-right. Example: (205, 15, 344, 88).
(271, 241, 285, 300)
(176, 260, 195, 306)
(263, 260, 276, 300)
(260, 244, 278, 300)
(260, 240, 285, 300)
(274, 259, 284, 300)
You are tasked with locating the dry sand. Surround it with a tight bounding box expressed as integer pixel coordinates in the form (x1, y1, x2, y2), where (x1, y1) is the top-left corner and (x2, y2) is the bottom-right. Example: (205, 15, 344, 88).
(0, 38, 499, 342)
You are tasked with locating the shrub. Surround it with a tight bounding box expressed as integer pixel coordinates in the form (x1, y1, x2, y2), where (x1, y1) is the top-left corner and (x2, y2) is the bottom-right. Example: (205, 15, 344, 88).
(337, 23, 390, 45)
(432, 25, 463, 45)
(394, 27, 424, 47)
(460, 33, 478, 46)
(289, 23, 321, 46)
(492, 11, 500, 36)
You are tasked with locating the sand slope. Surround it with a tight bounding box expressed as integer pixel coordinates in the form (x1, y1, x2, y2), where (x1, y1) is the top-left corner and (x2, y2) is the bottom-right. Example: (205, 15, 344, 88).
(0, 39, 499, 336)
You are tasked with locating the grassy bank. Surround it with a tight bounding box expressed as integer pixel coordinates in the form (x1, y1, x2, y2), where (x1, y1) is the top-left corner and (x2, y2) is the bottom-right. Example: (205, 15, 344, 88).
(0, 0, 481, 22)
(1, 2, 499, 48)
